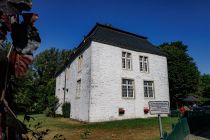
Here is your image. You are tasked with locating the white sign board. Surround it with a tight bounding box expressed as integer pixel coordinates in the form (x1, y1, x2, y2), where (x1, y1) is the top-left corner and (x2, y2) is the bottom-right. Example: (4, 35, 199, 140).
(149, 101, 170, 115)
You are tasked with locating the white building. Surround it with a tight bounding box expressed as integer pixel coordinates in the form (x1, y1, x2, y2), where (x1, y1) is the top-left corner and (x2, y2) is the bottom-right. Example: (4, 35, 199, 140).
(55, 23, 169, 122)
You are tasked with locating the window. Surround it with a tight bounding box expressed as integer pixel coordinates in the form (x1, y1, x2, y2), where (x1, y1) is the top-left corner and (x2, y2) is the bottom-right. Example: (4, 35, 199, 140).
(66, 66, 71, 80)
(144, 81, 154, 98)
(78, 55, 83, 72)
(76, 79, 81, 98)
(122, 79, 134, 98)
(122, 52, 132, 70)
(140, 56, 149, 72)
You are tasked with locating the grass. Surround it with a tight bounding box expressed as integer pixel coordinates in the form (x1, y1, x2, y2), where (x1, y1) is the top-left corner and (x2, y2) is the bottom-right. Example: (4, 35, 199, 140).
(18, 114, 178, 140)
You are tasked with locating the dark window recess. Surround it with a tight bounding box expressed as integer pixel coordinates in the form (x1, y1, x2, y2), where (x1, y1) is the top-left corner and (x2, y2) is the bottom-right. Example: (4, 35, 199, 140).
(119, 108, 125, 115)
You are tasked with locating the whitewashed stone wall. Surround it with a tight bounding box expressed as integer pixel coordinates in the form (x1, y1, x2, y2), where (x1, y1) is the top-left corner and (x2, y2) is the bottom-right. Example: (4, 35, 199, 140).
(55, 71, 65, 114)
(89, 41, 169, 122)
(56, 40, 169, 122)
(56, 45, 92, 121)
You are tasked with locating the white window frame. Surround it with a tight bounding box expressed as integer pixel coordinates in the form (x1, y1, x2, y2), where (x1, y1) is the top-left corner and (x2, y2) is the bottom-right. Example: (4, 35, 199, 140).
(78, 55, 83, 73)
(143, 81, 155, 98)
(122, 78, 135, 98)
(76, 79, 81, 98)
(139, 56, 149, 72)
(122, 52, 132, 70)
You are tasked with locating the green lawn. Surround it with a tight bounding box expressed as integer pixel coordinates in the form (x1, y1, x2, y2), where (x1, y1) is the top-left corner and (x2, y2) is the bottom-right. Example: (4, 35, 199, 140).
(18, 114, 178, 140)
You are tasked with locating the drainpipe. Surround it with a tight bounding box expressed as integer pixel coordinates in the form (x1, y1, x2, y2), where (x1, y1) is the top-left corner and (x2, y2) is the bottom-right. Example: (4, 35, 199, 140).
(63, 69, 66, 103)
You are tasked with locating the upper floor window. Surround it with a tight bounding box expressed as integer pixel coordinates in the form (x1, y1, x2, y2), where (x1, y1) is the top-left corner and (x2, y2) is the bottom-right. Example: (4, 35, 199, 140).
(78, 55, 83, 72)
(144, 81, 154, 98)
(76, 79, 81, 98)
(66, 66, 71, 80)
(122, 52, 132, 70)
(140, 56, 149, 72)
(122, 79, 135, 98)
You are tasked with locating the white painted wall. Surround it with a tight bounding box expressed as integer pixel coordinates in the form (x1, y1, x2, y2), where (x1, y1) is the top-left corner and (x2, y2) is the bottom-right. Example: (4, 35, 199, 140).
(55, 71, 65, 114)
(56, 45, 92, 121)
(89, 41, 169, 122)
(56, 41, 169, 122)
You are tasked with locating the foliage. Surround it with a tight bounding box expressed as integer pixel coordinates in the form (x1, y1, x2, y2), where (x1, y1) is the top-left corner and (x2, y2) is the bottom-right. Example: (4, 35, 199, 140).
(62, 102, 71, 118)
(29, 122, 50, 140)
(53, 134, 66, 140)
(80, 128, 91, 139)
(159, 42, 200, 107)
(15, 48, 72, 113)
(15, 69, 37, 113)
(199, 74, 210, 104)
(44, 96, 60, 117)
(159, 41, 200, 108)
(199, 74, 210, 97)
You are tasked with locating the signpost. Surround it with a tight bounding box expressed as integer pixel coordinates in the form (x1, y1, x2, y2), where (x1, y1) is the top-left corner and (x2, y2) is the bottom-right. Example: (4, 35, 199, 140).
(149, 101, 170, 140)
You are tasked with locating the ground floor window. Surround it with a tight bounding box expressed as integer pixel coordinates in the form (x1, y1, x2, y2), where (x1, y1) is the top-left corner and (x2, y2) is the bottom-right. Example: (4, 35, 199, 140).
(144, 81, 154, 98)
(122, 79, 135, 98)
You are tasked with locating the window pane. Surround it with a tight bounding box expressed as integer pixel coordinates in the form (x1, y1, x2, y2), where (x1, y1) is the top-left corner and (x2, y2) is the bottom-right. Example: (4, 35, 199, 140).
(122, 52, 126, 57)
(144, 63, 148, 71)
(122, 58, 126, 68)
(149, 91, 153, 97)
(140, 62, 143, 71)
(127, 79, 132, 84)
(128, 89, 133, 97)
(127, 59, 131, 69)
(122, 86, 127, 97)
(148, 82, 152, 86)
(140, 56, 143, 61)
(122, 79, 127, 84)
(128, 85, 133, 97)
(144, 57, 147, 61)
(127, 53, 131, 58)
(144, 87, 148, 97)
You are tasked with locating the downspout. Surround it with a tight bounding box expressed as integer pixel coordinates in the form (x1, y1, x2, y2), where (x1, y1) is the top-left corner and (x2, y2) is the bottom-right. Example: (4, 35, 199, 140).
(64, 69, 66, 103)
(88, 42, 92, 122)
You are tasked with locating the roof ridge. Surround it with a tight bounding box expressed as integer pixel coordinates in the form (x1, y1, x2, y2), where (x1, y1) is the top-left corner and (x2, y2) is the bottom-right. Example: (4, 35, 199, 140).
(95, 23, 148, 40)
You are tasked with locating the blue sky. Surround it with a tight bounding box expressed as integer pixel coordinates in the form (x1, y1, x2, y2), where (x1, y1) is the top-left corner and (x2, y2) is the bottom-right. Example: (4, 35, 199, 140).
(32, 0, 210, 74)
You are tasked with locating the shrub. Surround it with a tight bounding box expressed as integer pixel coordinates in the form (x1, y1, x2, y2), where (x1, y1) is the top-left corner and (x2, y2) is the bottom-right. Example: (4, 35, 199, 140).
(44, 96, 60, 117)
(62, 102, 71, 118)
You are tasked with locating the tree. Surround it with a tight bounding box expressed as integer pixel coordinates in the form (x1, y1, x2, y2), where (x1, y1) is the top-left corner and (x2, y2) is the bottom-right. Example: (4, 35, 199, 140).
(15, 48, 72, 113)
(159, 41, 200, 108)
(199, 74, 210, 104)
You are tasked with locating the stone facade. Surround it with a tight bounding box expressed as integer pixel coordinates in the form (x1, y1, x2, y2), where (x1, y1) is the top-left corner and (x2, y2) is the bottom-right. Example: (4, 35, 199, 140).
(55, 41, 169, 122)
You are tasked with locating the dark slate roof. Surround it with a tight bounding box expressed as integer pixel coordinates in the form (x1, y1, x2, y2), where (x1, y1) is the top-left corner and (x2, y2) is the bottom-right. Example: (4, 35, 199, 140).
(89, 23, 165, 56)
(55, 23, 165, 76)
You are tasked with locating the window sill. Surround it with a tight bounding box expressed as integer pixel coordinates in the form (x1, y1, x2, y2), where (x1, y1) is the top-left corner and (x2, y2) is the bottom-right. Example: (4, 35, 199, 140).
(122, 68, 133, 71)
(144, 97, 155, 99)
(140, 71, 149, 73)
(122, 97, 135, 100)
